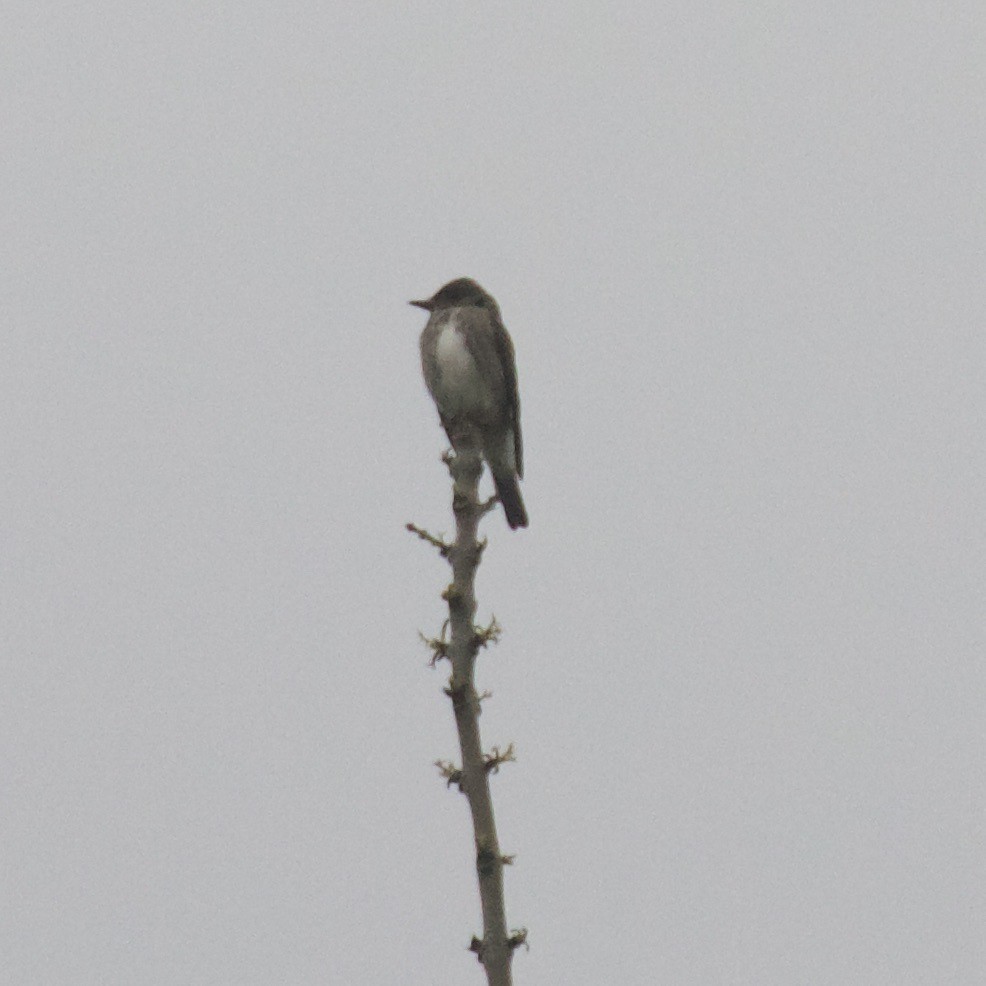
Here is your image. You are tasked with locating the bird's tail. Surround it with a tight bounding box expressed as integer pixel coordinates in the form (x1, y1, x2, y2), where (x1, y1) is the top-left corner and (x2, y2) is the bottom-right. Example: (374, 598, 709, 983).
(492, 470, 528, 529)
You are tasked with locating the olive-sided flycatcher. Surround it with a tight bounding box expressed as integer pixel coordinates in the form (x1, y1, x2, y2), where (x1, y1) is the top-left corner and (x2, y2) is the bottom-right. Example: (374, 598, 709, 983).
(412, 278, 528, 529)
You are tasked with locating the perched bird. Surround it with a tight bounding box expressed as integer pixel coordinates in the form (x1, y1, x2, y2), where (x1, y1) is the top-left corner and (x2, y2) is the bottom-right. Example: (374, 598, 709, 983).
(412, 278, 528, 529)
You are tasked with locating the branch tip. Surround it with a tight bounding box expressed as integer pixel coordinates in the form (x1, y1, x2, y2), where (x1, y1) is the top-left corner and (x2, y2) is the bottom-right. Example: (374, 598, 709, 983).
(405, 522, 452, 557)
(419, 621, 451, 666)
(434, 759, 464, 790)
(475, 615, 502, 650)
(483, 743, 516, 775)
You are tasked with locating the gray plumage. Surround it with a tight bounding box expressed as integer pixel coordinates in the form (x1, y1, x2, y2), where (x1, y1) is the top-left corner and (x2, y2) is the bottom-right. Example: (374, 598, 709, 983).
(412, 278, 528, 529)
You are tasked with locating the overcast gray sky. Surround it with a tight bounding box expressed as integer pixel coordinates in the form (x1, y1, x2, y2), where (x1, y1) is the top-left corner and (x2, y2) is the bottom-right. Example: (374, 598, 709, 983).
(3, 3, 984, 983)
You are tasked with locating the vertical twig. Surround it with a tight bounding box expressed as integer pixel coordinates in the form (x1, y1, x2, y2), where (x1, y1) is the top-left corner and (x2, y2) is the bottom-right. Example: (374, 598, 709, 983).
(410, 444, 523, 985)
(446, 448, 512, 986)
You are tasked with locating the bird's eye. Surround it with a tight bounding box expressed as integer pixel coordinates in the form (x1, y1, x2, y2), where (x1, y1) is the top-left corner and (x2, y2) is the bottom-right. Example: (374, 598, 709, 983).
(474, 297, 485, 307)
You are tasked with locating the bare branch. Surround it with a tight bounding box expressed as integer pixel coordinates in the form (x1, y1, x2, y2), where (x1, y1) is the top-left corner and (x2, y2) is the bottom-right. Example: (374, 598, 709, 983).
(413, 444, 519, 985)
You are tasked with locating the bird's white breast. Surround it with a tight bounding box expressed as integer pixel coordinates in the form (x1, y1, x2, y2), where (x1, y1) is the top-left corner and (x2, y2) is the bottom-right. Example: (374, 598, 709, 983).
(433, 316, 491, 414)
(435, 319, 476, 383)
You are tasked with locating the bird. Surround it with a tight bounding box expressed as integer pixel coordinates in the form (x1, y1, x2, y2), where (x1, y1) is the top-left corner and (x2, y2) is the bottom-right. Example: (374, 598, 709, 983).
(412, 278, 528, 529)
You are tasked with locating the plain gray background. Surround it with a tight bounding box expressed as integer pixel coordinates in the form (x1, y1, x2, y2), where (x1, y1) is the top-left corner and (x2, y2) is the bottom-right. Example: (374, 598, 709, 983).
(3, 3, 984, 983)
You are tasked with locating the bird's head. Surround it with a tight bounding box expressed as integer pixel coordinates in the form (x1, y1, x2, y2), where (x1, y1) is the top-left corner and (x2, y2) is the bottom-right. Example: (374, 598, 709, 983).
(410, 278, 494, 312)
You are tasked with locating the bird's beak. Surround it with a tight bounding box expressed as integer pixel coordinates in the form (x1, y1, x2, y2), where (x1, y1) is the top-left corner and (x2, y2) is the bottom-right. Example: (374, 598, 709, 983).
(409, 299, 432, 311)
